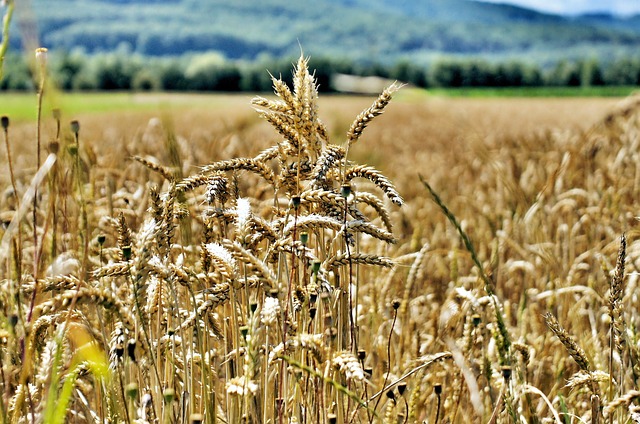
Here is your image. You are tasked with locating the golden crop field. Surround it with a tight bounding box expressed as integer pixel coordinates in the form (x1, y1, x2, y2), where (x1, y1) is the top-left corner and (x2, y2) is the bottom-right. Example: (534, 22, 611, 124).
(1, 58, 639, 423)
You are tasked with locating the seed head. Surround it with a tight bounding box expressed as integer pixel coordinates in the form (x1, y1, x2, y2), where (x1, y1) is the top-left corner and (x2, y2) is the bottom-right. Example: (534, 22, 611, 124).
(48, 141, 59, 154)
(35, 47, 47, 64)
(190, 414, 204, 424)
(70, 120, 80, 136)
(127, 339, 136, 362)
(397, 382, 407, 396)
(357, 349, 366, 361)
(235, 197, 251, 229)
(341, 183, 352, 198)
(163, 388, 175, 404)
(291, 195, 301, 209)
(125, 383, 138, 400)
(333, 351, 365, 382)
(544, 312, 591, 371)
(226, 376, 258, 396)
(35, 48, 48, 86)
(261, 296, 281, 326)
(122, 246, 132, 261)
(501, 365, 512, 380)
(240, 325, 249, 339)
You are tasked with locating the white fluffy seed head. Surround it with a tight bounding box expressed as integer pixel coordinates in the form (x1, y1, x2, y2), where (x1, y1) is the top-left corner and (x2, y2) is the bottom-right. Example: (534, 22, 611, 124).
(138, 219, 157, 244)
(148, 255, 163, 269)
(236, 198, 251, 229)
(261, 297, 281, 326)
(332, 351, 365, 382)
(46, 252, 80, 278)
(226, 376, 258, 396)
(205, 243, 237, 271)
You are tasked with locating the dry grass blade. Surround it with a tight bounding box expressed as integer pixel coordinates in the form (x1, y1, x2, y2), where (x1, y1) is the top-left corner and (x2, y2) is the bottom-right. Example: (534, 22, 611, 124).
(609, 234, 627, 355)
(323, 253, 394, 271)
(347, 82, 402, 146)
(221, 240, 277, 289)
(566, 370, 611, 390)
(251, 96, 290, 114)
(298, 189, 343, 207)
(544, 312, 591, 372)
(345, 220, 396, 244)
(400, 242, 429, 315)
(204, 242, 237, 281)
(354, 192, 394, 232)
(282, 214, 342, 237)
(311, 144, 345, 186)
(133, 155, 175, 181)
(604, 390, 640, 417)
(345, 165, 404, 206)
(368, 352, 453, 402)
(177, 158, 276, 192)
(420, 174, 511, 365)
(258, 110, 306, 153)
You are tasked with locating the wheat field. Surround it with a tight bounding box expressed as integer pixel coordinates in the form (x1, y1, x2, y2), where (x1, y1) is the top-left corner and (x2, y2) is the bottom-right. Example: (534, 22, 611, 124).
(1, 57, 640, 423)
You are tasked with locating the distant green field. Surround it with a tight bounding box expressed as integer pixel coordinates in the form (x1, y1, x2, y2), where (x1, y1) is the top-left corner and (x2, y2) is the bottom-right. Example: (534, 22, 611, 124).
(1, 87, 636, 122)
(0, 92, 255, 122)
(424, 85, 639, 98)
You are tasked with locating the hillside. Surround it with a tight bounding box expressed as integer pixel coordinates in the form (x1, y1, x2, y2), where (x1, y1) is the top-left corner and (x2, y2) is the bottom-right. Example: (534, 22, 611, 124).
(11, 0, 640, 64)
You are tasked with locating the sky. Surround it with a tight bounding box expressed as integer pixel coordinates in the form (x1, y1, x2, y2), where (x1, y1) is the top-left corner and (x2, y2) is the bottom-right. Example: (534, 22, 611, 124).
(477, 0, 640, 16)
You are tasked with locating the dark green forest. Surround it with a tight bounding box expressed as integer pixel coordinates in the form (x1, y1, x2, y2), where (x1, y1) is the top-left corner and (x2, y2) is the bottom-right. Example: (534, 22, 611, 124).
(2, 50, 640, 92)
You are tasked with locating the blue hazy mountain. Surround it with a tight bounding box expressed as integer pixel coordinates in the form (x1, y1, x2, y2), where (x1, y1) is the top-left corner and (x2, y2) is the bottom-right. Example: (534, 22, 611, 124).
(17, 0, 640, 64)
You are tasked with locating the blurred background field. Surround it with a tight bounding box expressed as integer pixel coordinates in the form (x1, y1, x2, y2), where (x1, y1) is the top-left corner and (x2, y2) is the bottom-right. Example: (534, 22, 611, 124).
(0, 91, 624, 180)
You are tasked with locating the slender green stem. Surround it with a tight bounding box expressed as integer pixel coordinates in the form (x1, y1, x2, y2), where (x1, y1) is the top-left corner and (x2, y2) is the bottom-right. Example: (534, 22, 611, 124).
(370, 306, 398, 423)
(276, 354, 376, 416)
(420, 175, 512, 365)
(0, 0, 14, 82)
(32, 78, 44, 286)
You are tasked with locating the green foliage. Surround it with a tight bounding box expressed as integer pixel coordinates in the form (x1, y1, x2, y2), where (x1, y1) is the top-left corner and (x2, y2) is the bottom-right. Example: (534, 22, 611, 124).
(0, 0, 15, 82)
(94, 53, 141, 90)
(20, 0, 640, 66)
(51, 50, 84, 90)
(429, 59, 545, 88)
(1, 49, 640, 92)
(604, 58, 640, 85)
(2, 0, 640, 92)
(0, 52, 32, 90)
(185, 54, 242, 91)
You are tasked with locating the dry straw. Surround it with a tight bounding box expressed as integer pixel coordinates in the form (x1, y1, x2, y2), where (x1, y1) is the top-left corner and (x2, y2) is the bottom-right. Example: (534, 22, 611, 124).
(4, 48, 640, 424)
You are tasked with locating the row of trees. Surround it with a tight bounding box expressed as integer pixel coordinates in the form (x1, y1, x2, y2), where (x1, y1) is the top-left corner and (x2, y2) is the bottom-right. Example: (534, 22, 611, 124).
(2, 50, 640, 92)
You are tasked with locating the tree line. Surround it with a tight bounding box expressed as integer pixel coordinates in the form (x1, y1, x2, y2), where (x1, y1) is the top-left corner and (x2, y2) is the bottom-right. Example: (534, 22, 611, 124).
(2, 50, 640, 92)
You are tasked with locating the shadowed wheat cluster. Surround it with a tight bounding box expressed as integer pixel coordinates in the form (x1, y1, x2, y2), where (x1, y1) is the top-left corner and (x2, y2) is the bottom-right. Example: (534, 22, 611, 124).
(2, 55, 640, 424)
